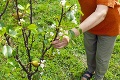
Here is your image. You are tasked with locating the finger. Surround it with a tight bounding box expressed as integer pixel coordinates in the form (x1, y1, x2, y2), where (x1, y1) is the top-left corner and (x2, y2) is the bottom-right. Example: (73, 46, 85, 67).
(53, 41, 68, 49)
(56, 36, 60, 40)
(53, 44, 64, 49)
(53, 38, 68, 48)
(51, 40, 60, 44)
(54, 44, 67, 49)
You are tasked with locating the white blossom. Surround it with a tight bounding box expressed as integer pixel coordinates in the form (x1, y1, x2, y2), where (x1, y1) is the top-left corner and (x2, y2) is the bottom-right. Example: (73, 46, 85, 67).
(58, 32, 63, 36)
(57, 49, 60, 54)
(60, 0, 66, 6)
(20, 18, 25, 23)
(40, 72, 44, 75)
(73, 4, 78, 12)
(60, 28, 63, 31)
(40, 63, 45, 69)
(50, 32, 54, 36)
(57, 51, 60, 54)
(72, 19, 77, 24)
(66, 4, 78, 24)
(41, 60, 46, 63)
(50, 24, 56, 28)
(52, 52, 56, 55)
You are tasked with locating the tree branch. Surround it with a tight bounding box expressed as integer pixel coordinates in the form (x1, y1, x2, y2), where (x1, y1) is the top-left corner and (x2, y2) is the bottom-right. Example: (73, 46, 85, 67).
(29, 34, 35, 50)
(31, 68, 38, 75)
(40, 6, 64, 60)
(4, 33, 11, 46)
(29, 0, 33, 24)
(42, 35, 45, 53)
(0, 0, 9, 19)
(15, 46, 29, 74)
(14, 0, 20, 22)
(22, 28, 32, 72)
(62, 4, 74, 16)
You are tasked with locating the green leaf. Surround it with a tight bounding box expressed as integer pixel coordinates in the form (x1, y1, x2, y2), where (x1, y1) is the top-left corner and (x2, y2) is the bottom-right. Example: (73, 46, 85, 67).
(9, 29, 18, 38)
(0, 27, 6, 36)
(2, 45, 13, 58)
(37, 27, 43, 32)
(28, 24, 37, 30)
(7, 58, 15, 66)
(0, 21, 5, 30)
(28, 24, 38, 34)
(32, 58, 40, 62)
(25, 9, 30, 14)
(18, 4, 25, 10)
(26, 3, 30, 9)
(44, 39, 48, 45)
(68, 30, 75, 39)
(79, 10, 84, 16)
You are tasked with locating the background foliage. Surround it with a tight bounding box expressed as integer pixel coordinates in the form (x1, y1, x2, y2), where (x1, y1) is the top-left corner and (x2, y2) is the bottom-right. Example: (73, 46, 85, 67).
(0, 0, 120, 80)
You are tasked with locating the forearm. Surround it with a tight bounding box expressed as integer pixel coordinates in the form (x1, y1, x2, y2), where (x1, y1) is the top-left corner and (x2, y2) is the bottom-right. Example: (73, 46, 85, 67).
(79, 11, 107, 32)
(71, 11, 107, 36)
(71, 5, 108, 36)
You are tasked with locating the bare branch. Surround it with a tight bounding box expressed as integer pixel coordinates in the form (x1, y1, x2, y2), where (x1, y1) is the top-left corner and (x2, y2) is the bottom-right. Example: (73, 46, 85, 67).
(31, 68, 38, 75)
(42, 35, 45, 53)
(29, 0, 33, 24)
(4, 33, 11, 46)
(62, 4, 74, 16)
(29, 34, 35, 50)
(15, 46, 29, 74)
(14, 0, 20, 22)
(22, 28, 32, 71)
(40, 6, 64, 60)
(0, 0, 9, 19)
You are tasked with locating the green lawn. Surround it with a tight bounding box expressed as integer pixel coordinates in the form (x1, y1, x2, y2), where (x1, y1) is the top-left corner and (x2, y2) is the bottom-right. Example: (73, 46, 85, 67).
(0, 0, 120, 80)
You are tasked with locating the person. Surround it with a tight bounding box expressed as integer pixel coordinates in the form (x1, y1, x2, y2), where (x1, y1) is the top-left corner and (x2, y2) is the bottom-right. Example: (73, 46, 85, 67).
(52, 0, 120, 80)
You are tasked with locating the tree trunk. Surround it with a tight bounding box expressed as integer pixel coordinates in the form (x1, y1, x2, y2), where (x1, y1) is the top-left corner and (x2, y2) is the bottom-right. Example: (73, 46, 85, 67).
(28, 74, 32, 80)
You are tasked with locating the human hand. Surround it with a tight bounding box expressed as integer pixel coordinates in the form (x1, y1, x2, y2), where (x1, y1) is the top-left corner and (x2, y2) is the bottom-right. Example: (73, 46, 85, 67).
(52, 36, 70, 49)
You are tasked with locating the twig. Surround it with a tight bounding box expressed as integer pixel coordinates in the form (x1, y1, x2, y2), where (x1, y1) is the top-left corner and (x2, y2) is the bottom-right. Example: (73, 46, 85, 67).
(4, 33, 11, 46)
(42, 35, 45, 53)
(14, 0, 20, 22)
(22, 29, 27, 48)
(62, 4, 74, 16)
(0, 0, 9, 19)
(22, 28, 31, 72)
(29, 34, 35, 50)
(28, 0, 33, 73)
(15, 46, 29, 74)
(29, 0, 33, 24)
(31, 68, 38, 75)
(27, 0, 33, 38)
(40, 6, 64, 60)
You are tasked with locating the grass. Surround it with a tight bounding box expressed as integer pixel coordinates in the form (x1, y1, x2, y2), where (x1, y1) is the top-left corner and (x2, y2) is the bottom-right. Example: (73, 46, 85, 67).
(0, 0, 120, 80)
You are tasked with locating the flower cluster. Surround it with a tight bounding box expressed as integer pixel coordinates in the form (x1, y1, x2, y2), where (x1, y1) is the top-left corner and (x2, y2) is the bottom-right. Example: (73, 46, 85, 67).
(67, 4, 78, 24)
(60, 0, 66, 6)
(71, 4, 78, 24)
(52, 49, 61, 55)
(40, 60, 46, 69)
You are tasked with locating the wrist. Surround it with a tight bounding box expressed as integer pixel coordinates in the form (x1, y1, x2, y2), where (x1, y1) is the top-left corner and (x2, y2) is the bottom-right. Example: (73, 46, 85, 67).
(71, 28, 80, 36)
(63, 35, 70, 43)
(75, 26, 82, 34)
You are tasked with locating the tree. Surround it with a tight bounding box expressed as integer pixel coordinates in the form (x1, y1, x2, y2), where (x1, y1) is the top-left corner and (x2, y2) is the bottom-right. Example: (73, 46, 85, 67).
(0, 0, 81, 80)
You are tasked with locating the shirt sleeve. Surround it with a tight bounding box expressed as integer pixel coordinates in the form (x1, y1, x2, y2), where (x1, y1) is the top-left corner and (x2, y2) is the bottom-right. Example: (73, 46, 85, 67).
(97, 0, 116, 8)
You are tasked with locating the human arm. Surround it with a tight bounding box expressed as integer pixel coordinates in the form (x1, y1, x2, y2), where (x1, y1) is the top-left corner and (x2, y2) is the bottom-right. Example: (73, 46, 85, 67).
(72, 4, 109, 35)
(52, 4, 109, 48)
